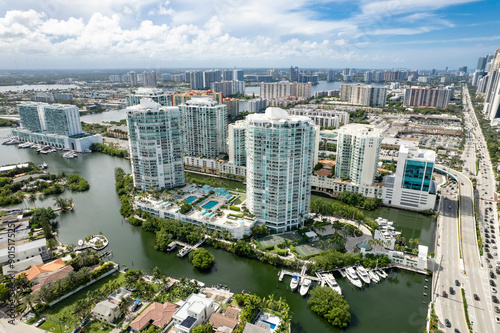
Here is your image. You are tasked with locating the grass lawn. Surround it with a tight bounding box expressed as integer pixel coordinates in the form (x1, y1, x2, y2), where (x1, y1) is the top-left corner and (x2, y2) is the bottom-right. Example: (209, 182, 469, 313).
(81, 320, 113, 333)
(232, 193, 246, 205)
(39, 318, 67, 333)
(40, 272, 125, 330)
(186, 172, 246, 191)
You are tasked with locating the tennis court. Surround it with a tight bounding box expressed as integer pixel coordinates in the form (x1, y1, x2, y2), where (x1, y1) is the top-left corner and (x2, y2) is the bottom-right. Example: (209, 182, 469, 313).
(295, 244, 322, 256)
(257, 235, 284, 248)
(257, 231, 302, 248)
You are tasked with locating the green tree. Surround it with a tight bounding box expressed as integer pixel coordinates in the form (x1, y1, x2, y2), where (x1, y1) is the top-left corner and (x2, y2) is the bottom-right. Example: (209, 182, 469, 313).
(192, 323, 213, 333)
(188, 248, 215, 270)
(308, 286, 351, 328)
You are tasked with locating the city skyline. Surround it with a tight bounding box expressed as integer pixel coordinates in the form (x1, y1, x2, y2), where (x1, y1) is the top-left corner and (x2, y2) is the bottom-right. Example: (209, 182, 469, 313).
(0, 0, 498, 70)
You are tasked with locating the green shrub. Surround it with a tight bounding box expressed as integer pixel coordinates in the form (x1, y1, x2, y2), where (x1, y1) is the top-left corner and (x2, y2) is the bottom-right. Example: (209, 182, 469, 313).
(230, 205, 241, 211)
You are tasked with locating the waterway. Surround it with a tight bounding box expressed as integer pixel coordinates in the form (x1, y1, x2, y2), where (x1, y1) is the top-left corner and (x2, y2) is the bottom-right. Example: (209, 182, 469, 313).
(0, 127, 430, 332)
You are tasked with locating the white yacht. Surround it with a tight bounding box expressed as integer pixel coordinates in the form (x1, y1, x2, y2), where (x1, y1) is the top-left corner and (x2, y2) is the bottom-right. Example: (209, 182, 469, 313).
(376, 269, 388, 279)
(355, 266, 371, 284)
(290, 275, 299, 291)
(18, 142, 33, 148)
(299, 278, 312, 296)
(63, 151, 78, 159)
(324, 273, 342, 294)
(368, 270, 380, 283)
(345, 267, 363, 288)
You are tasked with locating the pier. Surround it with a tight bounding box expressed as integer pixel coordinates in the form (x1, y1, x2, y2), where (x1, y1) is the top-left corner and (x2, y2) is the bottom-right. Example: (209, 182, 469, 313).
(166, 239, 206, 258)
(278, 265, 322, 283)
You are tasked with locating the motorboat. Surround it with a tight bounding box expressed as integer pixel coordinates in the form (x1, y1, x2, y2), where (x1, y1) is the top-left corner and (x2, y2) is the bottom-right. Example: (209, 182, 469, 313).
(345, 267, 363, 288)
(63, 151, 78, 159)
(368, 270, 380, 283)
(2, 138, 19, 145)
(290, 275, 299, 291)
(376, 269, 388, 279)
(299, 278, 312, 296)
(18, 142, 33, 148)
(324, 273, 342, 294)
(356, 266, 371, 284)
(38, 162, 48, 169)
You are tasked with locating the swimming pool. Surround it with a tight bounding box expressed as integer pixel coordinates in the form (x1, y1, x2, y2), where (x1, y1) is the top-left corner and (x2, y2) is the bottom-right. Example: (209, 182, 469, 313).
(261, 320, 276, 329)
(201, 201, 218, 210)
(185, 196, 197, 204)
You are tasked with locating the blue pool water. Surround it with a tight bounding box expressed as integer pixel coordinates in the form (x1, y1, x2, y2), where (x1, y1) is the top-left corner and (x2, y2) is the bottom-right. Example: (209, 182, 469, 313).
(262, 320, 276, 329)
(185, 196, 197, 204)
(201, 201, 218, 210)
(357, 242, 371, 250)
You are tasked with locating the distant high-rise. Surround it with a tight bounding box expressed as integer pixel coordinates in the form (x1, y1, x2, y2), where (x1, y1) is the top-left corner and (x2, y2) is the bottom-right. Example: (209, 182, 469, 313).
(289, 66, 297, 81)
(259, 82, 311, 99)
(210, 81, 245, 96)
(222, 69, 233, 81)
(268, 69, 278, 81)
(458, 66, 468, 74)
(179, 97, 228, 158)
(203, 70, 222, 89)
(190, 71, 204, 90)
(245, 108, 317, 232)
(127, 99, 184, 191)
(403, 87, 452, 108)
(364, 71, 373, 83)
(327, 69, 335, 82)
(233, 69, 244, 81)
(130, 71, 138, 86)
(335, 124, 382, 186)
(228, 121, 246, 166)
(343, 68, 350, 76)
(142, 71, 157, 87)
(340, 84, 387, 106)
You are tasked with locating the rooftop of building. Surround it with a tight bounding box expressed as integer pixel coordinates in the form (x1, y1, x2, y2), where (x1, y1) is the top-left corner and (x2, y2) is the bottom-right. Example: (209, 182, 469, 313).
(246, 107, 313, 125)
(336, 123, 383, 137)
(400, 145, 436, 162)
(133, 88, 167, 95)
(184, 96, 219, 106)
(31, 265, 74, 294)
(174, 293, 216, 321)
(20, 258, 67, 281)
(129, 301, 178, 331)
(135, 184, 254, 232)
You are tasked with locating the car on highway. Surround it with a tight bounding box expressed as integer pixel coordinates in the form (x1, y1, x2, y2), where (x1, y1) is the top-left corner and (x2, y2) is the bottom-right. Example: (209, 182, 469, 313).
(449, 287, 455, 295)
(474, 294, 480, 301)
(455, 280, 460, 286)
(442, 291, 448, 298)
(445, 319, 451, 328)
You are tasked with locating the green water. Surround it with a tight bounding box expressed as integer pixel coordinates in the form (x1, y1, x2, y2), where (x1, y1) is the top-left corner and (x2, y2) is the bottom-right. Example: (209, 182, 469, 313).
(0, 128, 431, 332)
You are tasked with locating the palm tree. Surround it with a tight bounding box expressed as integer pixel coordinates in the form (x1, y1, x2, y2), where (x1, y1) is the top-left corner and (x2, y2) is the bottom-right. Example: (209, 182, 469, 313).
(28, 193, 37, 208)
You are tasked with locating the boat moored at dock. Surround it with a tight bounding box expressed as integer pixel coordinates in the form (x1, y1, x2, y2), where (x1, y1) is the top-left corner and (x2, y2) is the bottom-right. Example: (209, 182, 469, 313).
(368, 270, 380, 283)
(345, 267, 363, 288)
(356, 266, 371, 284)
(299, 278, 312, 296)
(290, 275, 299, 291)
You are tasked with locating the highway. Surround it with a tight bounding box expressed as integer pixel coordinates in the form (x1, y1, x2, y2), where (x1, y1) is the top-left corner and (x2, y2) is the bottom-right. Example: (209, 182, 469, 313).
(433, 84, 499, 332)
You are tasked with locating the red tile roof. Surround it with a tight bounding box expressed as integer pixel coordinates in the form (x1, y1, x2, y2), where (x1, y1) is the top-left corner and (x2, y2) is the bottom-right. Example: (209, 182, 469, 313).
(129, 302, 178, 331)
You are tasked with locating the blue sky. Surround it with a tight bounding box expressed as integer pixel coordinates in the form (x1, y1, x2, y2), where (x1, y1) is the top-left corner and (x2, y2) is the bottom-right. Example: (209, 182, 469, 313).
(0, 0, 498, 70)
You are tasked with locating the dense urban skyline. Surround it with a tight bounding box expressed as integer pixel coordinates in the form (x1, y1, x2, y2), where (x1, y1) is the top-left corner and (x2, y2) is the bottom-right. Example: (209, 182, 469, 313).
(0, 0, 498, 70)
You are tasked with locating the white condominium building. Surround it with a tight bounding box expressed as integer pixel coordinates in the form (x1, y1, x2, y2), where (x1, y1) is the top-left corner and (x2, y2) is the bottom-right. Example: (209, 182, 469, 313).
(382, 145, 437, 211)
(18, 102, 82, 136)
(245, 108, 317, 233)
(127, 88, 172, 106)
(335, 124, 382, 186)
(179, 97, 228, 158)
(259, 82, 312, 99)
(127, 99, 185, 191)
(287, 108, 349, 129)
(228, 121, 246, 166)
(340, 84, 387, 106)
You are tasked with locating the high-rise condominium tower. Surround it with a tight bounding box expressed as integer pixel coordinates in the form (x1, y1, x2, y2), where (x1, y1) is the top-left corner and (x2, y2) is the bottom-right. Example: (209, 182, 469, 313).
(127, 99, 184, 191)
(245, 107, 317, 233)
(179, 96, 228, 158)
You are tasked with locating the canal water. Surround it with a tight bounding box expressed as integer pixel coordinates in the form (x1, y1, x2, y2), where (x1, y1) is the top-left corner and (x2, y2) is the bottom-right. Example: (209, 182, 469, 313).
(0, 128, 430, 332)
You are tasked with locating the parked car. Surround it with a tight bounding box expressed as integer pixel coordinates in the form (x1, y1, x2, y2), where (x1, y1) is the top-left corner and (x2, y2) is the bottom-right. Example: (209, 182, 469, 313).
(474, 294, 480, 301)
(445, 319, 451, 328)
(34, 318, 46, 327)
(455, 280, 460, 286)
(442, 291, 448, 298)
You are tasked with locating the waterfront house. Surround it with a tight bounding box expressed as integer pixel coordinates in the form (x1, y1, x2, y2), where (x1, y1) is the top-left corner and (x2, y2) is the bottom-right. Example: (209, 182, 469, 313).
(172, 293, 218, 333)
(129, 301, 178, 332)
(92, 300, 120, 324)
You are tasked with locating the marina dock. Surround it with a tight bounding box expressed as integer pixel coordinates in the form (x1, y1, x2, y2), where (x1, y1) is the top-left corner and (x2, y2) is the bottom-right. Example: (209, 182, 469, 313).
(278, 265, 322, 283)
(166, 239, 205, 258)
